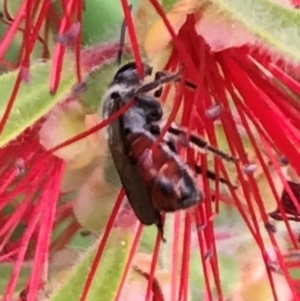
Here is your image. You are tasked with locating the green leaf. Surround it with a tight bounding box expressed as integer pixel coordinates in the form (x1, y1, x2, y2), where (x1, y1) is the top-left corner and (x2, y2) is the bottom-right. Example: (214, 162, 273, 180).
(78, 63, 118, 114)
(214, 254, 240, 296)
(77, 55, 132, 113)
(2, 0, 23, 16)
(0, 1, 57, 67)
(0, 23, 22, 68)
(138, 226, 157, 254)
(82, 0, 141, 46)
(49, 228, 135, 301)
(189, 251, 239, 300)
(0, 56, 76, 147)
(161, 0, 177, 11)
(211, 0, 300, 63)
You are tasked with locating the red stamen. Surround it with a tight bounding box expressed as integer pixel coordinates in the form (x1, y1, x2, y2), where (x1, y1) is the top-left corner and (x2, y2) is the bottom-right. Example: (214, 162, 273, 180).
(259, 135, 298, 247)
(48, 100, 134, 153)
(226, 81, 298, 248)
(178, 213, 191, 301)
(171, 212, 181, 301)
(119, 0, 143, 77)
(153, 76, 184, 149)
(4, 194, 43, 300)
(0, 16, 50, 62)
(0, 1, 26, 59)
(147, 0, 198, 75)
(145, 231, 162, 301)
(79, 190, 125, 301)
(28, 1, 51, 57)
(27, 161, 64, 301)
(75, 0, 83, 83)
(50, 220, 80, 252)
(0, 1, 52, 134)
(0, 72, 22, 135)
(114, 224, 143, 301)
(195, 208, 214, 301)
(50, 0, 77, 94)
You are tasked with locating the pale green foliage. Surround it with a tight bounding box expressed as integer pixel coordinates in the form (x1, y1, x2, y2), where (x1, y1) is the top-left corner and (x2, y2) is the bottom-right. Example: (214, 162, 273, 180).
(82, 0, 141, 45)
(211, 0, 300, 63)
(0, 59, 76, 147)
(48, 230, 134, 301)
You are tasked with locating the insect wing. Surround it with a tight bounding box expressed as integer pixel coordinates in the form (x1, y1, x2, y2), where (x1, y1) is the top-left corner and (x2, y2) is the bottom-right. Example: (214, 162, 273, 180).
(106, 101, 161, 226)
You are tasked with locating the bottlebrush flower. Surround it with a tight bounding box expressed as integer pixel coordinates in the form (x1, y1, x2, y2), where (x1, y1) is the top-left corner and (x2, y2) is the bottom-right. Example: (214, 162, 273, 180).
(0, 1, 131, 301)
(1, 0, 300, 301)
(130, 0, 300, 300)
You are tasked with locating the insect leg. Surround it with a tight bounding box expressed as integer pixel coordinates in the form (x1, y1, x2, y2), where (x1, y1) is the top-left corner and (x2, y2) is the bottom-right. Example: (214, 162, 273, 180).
(148, 124, 237, 187)
(107, 90, 163, 123)
(134, 95, 163, 122)
(136, 69, 198, 95)
(168, 126, 239, 163)
(269, 210, 300, 222)
(132, 266, 166, 298)
(149, 123, 238, 162)
(194, 164, 237, 189)
(153, 71, 165, 98)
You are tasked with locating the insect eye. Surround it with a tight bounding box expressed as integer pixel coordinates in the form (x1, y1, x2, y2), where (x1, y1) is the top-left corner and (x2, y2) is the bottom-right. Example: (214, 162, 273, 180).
(147, 108, 163, 122)
(113, 62, 153, 86)
(124, 127, 132, 136)
(149, 125, 160, 135)
(144, 64, 153, 76)
(111, 92, 120, 100)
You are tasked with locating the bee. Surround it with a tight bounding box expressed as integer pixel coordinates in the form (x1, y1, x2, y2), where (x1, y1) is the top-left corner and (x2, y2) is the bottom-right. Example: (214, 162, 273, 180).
(102, 61, 238, 239)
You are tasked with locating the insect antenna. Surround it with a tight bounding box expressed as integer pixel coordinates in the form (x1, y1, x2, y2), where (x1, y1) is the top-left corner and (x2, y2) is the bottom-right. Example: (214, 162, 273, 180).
(154, 70, 197, 90)
(116, 4, 133, 67)
(133, 65, 197, 101)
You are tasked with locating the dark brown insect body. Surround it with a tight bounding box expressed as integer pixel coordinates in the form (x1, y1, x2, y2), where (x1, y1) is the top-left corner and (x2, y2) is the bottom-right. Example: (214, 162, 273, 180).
(102, 62, 238, 237)
(269, 180, 300, 221)
(127, 131, 200, 212)
(19, 289, 27, 301)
